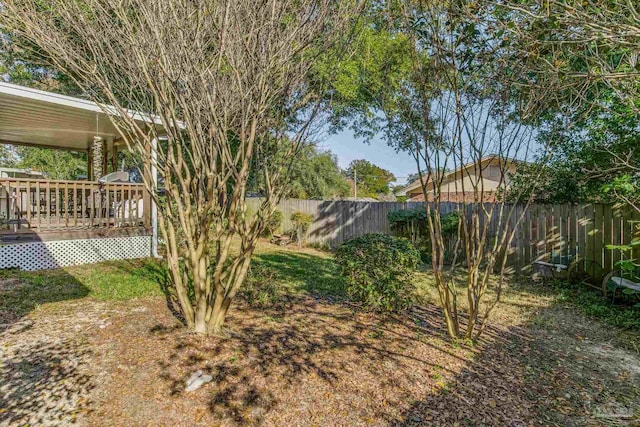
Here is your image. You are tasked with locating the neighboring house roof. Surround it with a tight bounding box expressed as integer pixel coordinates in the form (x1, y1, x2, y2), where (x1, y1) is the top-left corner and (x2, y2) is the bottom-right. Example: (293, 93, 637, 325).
(400, 155, 520, 196)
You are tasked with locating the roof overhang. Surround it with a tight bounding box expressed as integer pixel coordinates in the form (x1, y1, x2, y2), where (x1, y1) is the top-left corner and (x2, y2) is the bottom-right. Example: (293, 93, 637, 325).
(0, 82, 165, 151)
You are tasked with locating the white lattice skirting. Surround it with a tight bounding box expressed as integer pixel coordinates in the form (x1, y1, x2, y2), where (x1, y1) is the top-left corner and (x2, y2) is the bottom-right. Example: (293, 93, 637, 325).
(0, 236, 152, 271)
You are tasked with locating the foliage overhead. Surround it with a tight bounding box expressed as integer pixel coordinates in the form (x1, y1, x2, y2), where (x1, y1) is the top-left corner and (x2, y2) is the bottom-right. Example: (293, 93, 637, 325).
(496, 0, 640, 210)
(497, 0, 640, 117)
(0, 31, 82, 95)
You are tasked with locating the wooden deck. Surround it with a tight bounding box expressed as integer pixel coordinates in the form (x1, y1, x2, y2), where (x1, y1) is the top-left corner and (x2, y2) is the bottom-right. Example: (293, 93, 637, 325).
(1, 177, 151, 240)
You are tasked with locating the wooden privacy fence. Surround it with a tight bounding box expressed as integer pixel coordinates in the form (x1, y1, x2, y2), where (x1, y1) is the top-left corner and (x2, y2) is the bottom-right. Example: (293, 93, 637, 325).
(247, 198, 640, 278)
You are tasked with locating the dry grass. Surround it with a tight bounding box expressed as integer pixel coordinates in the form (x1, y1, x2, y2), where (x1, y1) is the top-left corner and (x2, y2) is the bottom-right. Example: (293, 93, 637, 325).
(413, 269, 557, 328)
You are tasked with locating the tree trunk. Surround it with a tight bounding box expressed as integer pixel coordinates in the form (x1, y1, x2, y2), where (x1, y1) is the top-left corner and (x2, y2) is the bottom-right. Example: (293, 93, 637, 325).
(208, 304, 229, 335)
(194, 316, 209, 334)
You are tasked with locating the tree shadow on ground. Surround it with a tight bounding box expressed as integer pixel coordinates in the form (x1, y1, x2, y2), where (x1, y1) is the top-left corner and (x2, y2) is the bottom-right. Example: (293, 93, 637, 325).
(149, 297, 478, 426)
(48, 243, 633, 426)
(105, 257, 188, 324)
(0, 331, 95, 426)
(389, 306, 640, 426)
(0, 267, 90, 329)
(146, 264, 640, 426)
(0, 268, 94, 426)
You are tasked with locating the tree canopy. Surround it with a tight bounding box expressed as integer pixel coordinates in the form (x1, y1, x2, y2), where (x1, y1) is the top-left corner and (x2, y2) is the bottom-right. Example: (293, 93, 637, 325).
(14, 146, 86, 180)
(345, 159, 396, 198)
(321, 0, 545, 340)
(287, 147, 351, 200)
(497, 0, 640, 209)
(1, 0, 361, 335)
(0, 145, 17, 168)
(0, 32, 87, 179)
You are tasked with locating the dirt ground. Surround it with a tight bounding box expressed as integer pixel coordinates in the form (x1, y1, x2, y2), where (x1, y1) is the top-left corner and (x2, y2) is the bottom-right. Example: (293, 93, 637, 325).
(1, 282, 639, 427)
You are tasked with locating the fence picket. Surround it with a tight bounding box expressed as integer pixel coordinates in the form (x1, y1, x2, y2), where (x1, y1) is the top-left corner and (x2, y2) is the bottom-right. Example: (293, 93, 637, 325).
(243, 197, 638, 277)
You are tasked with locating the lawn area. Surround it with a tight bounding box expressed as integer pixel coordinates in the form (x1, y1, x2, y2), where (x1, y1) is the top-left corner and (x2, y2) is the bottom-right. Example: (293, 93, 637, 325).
(1, 240, 639, 426)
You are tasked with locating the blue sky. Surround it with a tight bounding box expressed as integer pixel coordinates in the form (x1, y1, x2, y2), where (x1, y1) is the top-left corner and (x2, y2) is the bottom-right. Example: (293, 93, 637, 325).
(318, 129, 418, 185)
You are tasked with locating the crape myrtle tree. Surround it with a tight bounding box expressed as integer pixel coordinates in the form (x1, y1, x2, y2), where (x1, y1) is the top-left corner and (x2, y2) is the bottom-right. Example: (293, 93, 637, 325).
(396, 1, 547, 339)
(1, 0, 361, 334)
(329, 0, 549, 339)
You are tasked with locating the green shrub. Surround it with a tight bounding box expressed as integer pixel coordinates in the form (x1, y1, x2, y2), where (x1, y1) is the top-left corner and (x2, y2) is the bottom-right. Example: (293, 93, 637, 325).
(553, 280, 640, 330)
(307, 241, 332, 252)
(335, 233, 420, 311)
(388, 209, 459, 264)
(439, 211, 460, 235)
(387, 208, 428, 227)
(388, 208, 459, 235)
(262, 210, 283, 237)
(291, 211, 314, 246)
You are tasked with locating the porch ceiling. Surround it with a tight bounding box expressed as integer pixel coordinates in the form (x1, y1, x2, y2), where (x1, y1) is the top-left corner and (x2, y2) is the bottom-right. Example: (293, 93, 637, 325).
(0, 82, 155, 151)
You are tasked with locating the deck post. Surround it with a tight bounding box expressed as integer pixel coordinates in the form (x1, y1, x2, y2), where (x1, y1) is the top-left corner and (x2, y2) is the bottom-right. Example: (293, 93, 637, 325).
(151, 137, 159, 258)
(87, 147, 93, 181)
(111, 143, 118, 172)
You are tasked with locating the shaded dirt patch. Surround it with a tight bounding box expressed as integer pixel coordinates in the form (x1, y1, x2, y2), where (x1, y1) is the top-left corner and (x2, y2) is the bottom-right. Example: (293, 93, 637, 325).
(0, 305, 101, 426)
(86, 298, 470, 426)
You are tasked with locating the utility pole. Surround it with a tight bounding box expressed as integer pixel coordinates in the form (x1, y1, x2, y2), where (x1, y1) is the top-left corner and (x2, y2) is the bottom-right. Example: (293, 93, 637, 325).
(354, 168, 357, 199)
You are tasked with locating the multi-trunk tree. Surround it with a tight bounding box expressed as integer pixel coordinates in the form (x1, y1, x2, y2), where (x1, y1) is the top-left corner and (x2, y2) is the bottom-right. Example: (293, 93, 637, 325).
(329, 0, 549, 339)
(1, 0, 361, 334)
